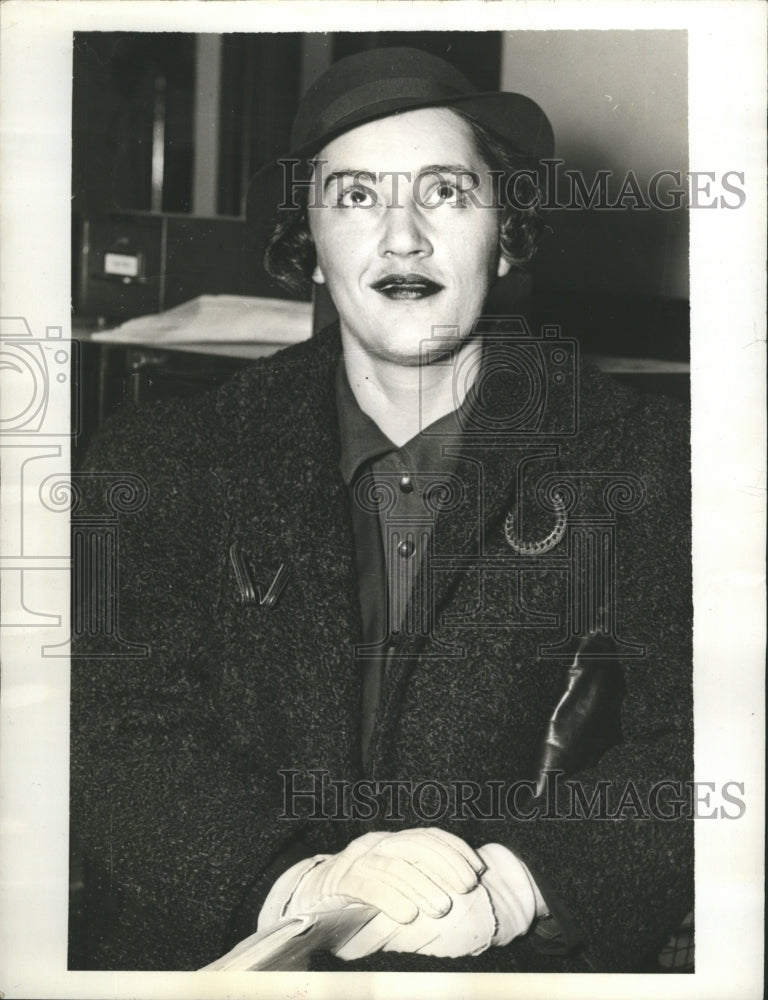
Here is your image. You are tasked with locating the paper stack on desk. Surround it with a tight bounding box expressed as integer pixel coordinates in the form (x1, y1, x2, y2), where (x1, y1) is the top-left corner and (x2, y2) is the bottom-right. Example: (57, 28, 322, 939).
(92, 294, 313, 346)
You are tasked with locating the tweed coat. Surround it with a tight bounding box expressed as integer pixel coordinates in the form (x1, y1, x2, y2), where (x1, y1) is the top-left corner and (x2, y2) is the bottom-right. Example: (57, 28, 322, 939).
(70, 320, 693, 973)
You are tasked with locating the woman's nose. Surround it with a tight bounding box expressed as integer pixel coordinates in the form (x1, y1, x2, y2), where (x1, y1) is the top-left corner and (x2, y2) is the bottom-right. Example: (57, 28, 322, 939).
(378, 202, 433, 259)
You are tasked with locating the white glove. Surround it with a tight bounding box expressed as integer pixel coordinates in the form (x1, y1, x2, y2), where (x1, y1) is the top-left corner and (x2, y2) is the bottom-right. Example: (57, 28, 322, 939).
(478, 842, 544, 945)
(258, 828, 484, 931)
(335, 842, 544, 960)
(258, 832, 544, 962)
(335, 882, 496, 960)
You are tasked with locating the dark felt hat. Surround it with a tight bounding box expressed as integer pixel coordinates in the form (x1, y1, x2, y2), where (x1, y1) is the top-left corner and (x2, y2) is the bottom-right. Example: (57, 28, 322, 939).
(289, 46, 554, 160)
(247, 46, 554, 226)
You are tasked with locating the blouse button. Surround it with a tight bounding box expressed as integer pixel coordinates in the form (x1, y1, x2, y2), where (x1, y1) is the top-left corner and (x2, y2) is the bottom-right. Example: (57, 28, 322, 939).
(399, 474, 414, 493)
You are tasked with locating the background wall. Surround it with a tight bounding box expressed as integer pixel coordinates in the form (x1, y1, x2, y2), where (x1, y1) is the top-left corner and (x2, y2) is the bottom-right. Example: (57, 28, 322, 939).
(501, 30, 688, 300)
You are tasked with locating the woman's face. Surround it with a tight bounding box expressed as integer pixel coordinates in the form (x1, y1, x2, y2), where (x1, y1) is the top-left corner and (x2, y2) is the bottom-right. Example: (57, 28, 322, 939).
(308, 107, 510, 367)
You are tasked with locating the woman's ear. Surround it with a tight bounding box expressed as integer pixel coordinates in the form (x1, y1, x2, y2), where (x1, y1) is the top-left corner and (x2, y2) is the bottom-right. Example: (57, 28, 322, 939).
(497, 255, 512, 279)
(312, 263, 326, 284)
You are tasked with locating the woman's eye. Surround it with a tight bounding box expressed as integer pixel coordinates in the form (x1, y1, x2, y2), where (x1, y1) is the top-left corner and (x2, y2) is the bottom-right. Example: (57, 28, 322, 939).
(423, 180, 465, 207)
(338, 186, 377, 208)
(423, 174, 477, 208)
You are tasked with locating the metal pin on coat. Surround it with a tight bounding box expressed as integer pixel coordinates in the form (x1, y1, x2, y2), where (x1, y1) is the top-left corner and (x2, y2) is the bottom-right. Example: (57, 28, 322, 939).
(229, 541, 288, 607)
(503, 492, 567, 555)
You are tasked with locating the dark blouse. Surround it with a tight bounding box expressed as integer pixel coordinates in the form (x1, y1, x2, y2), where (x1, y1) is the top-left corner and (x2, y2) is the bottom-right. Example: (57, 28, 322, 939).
(335, 360, 473, 766)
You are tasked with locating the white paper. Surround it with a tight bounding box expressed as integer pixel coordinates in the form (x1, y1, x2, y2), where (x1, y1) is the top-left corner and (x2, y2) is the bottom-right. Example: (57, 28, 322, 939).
(91, 294, 313, 345)
(201, 904, 378, 971)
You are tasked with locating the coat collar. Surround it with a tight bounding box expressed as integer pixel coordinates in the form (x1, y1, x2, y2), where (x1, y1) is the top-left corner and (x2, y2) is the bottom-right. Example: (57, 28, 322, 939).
(228, 320, 606, 562)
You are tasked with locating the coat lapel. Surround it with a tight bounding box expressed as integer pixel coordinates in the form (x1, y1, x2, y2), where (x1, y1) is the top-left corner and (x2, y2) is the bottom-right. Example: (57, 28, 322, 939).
(370, 335, 579, 766)
(215, 326, 365, 776)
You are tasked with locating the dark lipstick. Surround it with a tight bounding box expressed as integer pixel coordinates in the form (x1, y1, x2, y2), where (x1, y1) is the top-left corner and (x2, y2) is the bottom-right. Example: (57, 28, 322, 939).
(371, 273, 444, 300)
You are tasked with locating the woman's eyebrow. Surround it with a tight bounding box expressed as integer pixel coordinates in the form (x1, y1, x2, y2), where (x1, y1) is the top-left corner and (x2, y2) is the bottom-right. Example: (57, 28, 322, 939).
(319, 163, 479, 197)
(416, 163, 475, 177)
(322, 169, 376, 193)
(322, 164, 476, 188)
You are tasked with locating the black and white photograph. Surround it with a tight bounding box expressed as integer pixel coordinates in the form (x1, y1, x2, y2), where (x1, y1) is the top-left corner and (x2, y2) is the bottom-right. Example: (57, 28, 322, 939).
(0, 3, 764, 999)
